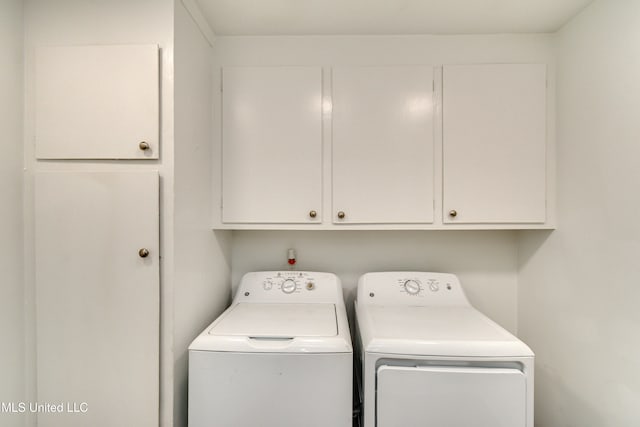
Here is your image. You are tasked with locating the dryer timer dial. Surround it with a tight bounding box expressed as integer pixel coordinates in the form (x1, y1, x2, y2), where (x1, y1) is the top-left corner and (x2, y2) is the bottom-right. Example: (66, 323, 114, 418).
(403, 280, 421, 295)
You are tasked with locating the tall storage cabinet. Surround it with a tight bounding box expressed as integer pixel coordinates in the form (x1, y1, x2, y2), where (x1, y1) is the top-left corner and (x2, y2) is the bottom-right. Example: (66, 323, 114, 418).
(34, 171, 159, 427)
(25, 2, 234, 427)
(32, 44, 161, 427)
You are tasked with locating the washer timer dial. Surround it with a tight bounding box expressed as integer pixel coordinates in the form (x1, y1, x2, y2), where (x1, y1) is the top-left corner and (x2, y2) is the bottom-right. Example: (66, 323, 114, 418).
(281, 279, 297, 294)
(403, 280, 421, 295)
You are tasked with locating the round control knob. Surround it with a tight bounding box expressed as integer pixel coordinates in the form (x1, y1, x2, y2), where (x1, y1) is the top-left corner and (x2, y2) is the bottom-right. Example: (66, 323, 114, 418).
(281, 279, 297, 294)
(403, 280, 421, 295)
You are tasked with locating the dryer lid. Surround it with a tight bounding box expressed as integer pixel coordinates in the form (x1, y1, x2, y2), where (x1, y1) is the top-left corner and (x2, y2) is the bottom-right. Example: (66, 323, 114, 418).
(209, 303, 338, 338)
(358, 305, 533, 357)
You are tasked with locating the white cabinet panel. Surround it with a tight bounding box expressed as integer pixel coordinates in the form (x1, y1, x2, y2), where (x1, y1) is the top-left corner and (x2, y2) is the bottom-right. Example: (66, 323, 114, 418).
(35, 44, 159, 159)
(332, 66, 434, 224)
(443, 64, 546, 223)
(35, 171, 159, 427)
(377, 365, 527, 427)
(222, 67, 322, 223)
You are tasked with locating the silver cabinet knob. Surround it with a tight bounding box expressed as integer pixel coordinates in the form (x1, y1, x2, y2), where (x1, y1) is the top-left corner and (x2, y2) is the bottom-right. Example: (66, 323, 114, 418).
(309, 210, 317, 218)
(337, 211, 345, 219)
(449, 210, 458, 218)
(138, 248, 150, 258)
(139, 141, 150, 151)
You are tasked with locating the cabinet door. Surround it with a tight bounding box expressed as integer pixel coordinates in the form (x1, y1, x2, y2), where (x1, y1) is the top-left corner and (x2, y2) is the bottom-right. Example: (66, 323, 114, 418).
(35, 171, 159, 427)
(222, 67, 322, 224)
(443, 64, 546, 224)
(35, 44, 159, 159)
(332, 66, 434, 224)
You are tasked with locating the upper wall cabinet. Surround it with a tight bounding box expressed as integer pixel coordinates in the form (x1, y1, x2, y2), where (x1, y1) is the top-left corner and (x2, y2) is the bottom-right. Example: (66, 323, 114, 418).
(443, 64, 547, 224)
(215, 63, 552, 230)
(221, 67, 322, 224)
(332, 66, 434, 224)
(35, 44, 159, 159)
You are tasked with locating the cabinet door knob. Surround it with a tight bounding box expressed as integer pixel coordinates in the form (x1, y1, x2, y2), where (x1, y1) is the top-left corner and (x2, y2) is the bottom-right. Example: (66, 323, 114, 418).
(138, 248, 150, 258)
(309, 210, 317, 218)
(337, 211, 345, 219)
(449, 210, 458, 218)
(139, 141, 150, 151)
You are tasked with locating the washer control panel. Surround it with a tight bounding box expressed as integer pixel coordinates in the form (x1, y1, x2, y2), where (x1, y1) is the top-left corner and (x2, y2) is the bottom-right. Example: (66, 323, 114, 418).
(234, 271, 344, 304)
(261, 272, 316, 295)
(359, 272, 470, 307)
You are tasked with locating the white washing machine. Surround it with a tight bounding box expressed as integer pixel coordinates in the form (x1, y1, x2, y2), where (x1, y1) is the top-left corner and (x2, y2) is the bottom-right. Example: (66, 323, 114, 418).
(188, 271, 352, 427)
(355, 272, 534, 427)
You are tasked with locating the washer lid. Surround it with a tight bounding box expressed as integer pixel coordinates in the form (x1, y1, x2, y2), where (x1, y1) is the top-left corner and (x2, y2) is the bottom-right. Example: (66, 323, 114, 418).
(358, 305, 533, 357)
(209, 303, 337, 338)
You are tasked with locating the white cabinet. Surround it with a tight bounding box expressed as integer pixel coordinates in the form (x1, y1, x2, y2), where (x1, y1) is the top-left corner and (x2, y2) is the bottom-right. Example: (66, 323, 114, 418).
(35, 44, 159, 159)
(216, 63, 551, 230)
(221, 67, 322, 224)
(442, 64, 547, 224)
(332, 66, 434, 224)
(35, 171, 159, 427)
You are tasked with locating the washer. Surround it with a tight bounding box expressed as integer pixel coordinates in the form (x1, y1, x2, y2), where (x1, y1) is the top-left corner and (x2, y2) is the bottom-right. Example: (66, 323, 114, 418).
(189, 271, 352, 427)
(355, 272, 534, 427)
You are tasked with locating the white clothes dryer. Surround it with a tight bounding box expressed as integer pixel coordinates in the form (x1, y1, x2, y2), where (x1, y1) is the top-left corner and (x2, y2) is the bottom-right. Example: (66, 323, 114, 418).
(189, 271, 352, 427)
(355, 272, 534, 427)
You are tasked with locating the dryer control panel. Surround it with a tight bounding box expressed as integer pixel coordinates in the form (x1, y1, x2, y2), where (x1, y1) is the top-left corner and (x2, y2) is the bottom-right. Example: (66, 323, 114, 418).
(233, 271, 346, 305)
(357, 272, 470, 307)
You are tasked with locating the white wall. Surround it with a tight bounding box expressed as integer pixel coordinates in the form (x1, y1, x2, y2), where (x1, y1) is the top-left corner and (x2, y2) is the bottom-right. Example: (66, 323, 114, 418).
(174, 3, 232, 426)
(518, 1, 640, 425)
(215, 33, 556, 333)
(0, 1, 24, 427)
(23, 1, 175, 425)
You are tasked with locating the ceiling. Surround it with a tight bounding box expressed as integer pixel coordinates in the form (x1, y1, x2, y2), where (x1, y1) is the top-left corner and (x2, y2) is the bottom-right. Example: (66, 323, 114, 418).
(195, 0, 595, 36)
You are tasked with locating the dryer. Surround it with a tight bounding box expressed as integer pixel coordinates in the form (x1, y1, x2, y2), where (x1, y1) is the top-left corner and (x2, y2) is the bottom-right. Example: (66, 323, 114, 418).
(189, 271, 352, 427)
(355, 272, 534, 427)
